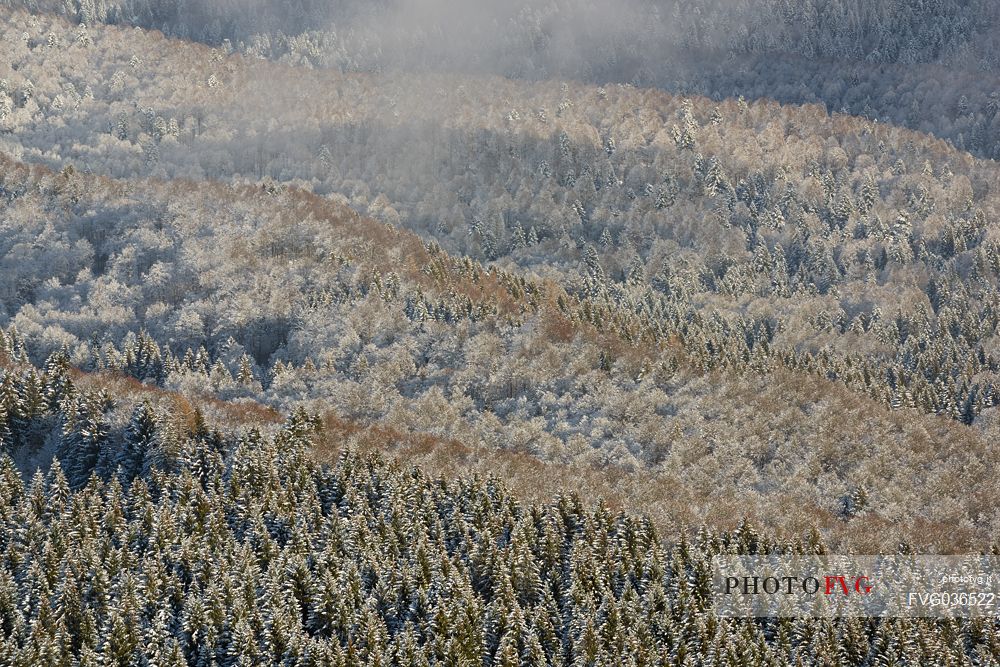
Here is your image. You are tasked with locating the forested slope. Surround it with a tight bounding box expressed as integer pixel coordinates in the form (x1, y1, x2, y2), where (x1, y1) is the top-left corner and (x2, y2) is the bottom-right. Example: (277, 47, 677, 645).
(6, 0, 1000, 160)
(3, 2, 1000, 664)
(1, 154, 998, 551)
(4, 10, 1000, 432)
(1, 343, 999, 665)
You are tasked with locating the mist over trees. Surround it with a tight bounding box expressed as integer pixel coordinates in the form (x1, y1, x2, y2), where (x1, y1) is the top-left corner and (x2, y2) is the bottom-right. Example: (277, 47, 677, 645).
(9, 0, 1000, 159)
(3, 7, 1000, 546)
(19, 0, 1000, 72)
(4, 12, 1000, 431)
(2, 0, 1000, 664)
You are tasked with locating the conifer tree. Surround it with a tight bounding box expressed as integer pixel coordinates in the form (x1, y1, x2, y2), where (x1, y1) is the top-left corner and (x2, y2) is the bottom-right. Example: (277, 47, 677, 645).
(58, 395, 109, 488)
(119, 401, 159, 484)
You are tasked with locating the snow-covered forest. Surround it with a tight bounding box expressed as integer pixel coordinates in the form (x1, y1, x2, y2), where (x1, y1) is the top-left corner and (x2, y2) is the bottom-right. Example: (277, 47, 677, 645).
(1, 1, 1000, 664)
(0, 347, 998, 664)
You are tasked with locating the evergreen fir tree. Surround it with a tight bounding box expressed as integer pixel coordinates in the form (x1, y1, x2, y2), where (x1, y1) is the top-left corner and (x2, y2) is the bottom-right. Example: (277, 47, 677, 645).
(58, 395, 109, 489)
(119, 401, 159, 484)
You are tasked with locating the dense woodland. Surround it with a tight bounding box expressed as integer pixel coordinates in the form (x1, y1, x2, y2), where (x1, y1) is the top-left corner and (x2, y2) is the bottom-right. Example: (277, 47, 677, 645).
(2, 153, 999, 553)
(6, 0, 1000, 160)
(1, 1, 1000, 663)
(3, 11, 1000, 429)
(1, 347, 1000, 665)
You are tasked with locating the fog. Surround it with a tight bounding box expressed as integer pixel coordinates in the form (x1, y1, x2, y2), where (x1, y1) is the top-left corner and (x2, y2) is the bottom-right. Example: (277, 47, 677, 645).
(221, 0, 997, 80)
(325, 0, 678, 80)
(34, 0, 999, 82)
